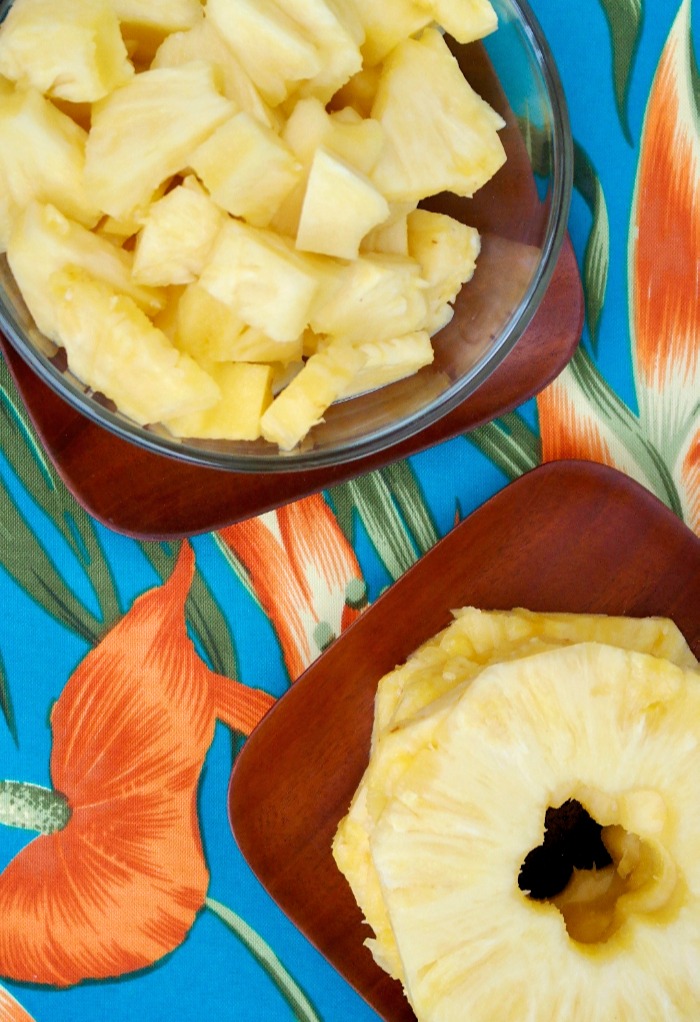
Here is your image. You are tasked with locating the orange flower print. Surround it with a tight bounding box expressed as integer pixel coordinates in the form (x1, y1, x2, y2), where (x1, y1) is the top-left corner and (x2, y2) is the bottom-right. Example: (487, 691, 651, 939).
(219, 494, 368, 681)
(0, 986, 35, 1022)
(537, 0, 700, 533)
(0, 543, 273, 987)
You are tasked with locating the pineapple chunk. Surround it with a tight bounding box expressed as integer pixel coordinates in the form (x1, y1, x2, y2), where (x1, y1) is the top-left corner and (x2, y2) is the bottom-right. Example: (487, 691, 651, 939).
(341, 331, 434, 397)
(110, 0, 203, 64)
(198, 219, 320, 343)
(84, 62, 234, 219)
(309, 253, 428, 344)
(7, 202, 164, 340)
(371, 28, 506, 203)
(165, 361, 273, 440)
(0, 0, 133, 102)
(49, 268, 219, 425)
(282, 0, 363, 103)
(414, 0, 498, 43)
(407, 208, 481, 333)
(296, 148, 389, 259)
(132, 184, 224, 286)
(329, 65, 381, 118)
(204, 0, 321, 107)
(190, 113, 302, 227)
(0, 85, 101, 246)
(351, 0, 432, 66)
(152, 19, 276, 128)
(260, 341, 365, 450)
(361, 203, 416, 256)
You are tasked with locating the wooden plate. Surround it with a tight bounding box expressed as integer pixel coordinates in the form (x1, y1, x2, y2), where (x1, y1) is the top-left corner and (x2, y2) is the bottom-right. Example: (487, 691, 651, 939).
(228, 460, 700, 1022)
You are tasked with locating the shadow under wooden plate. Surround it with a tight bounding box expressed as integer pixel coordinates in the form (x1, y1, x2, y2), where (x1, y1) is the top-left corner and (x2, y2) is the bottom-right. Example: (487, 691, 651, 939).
(228, 460, 700, 1022)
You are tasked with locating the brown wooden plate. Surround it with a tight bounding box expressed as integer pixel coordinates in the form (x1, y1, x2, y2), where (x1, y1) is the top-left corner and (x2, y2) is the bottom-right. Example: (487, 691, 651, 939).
(228, 460, 700, 1022)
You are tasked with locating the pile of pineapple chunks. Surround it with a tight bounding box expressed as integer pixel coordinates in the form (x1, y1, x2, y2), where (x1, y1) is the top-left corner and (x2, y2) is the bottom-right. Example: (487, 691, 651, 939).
(333, 608, 700, 1020)
(0, 0, 507, 451)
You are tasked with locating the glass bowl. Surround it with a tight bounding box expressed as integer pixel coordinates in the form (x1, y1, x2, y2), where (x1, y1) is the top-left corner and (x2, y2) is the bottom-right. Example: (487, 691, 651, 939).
(0, 0, 572, 474)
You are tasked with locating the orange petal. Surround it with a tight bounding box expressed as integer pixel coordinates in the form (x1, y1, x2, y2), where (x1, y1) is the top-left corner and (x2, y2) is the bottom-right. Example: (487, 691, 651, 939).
(0, 987, 36, 1022)
(208, 673, 275, 734)
(220, 496, 366, 680)
(537, 376, 615, 466)
(0, 544, 216, 986)
(678, 425, 700, 534)
(631, 0, 700, 421)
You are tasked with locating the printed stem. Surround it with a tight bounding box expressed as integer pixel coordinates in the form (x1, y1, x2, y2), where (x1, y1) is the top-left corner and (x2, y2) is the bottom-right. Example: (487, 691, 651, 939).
(0, 780, 70, 834)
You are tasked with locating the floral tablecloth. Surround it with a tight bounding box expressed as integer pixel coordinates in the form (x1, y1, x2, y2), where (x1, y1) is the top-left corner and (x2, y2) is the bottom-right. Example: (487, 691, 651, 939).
(0, 1, 698, 1019)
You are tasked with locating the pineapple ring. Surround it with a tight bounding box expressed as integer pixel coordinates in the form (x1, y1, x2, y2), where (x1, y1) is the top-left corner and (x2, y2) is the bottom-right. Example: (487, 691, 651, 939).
(370, 643, 700, 1022)
(333, 609, 698, 982)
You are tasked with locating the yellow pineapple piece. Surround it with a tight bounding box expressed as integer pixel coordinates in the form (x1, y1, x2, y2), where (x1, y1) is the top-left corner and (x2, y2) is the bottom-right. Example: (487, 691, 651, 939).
(198, 218, 320, 343)
(190, 112, 302, 227)
(151, 18, 276, 128)
(407, 208, 481, 332)
(0, 0, 133, 102)
(282, 0, 363, 103)
(7, 201, 164, 340)
(361, 203, 416, 256)
(309, 253, 428, 344)
(0, 85, 101, 251)
(341, 330, 434, 397)
(165, 360, 274, 440)
(110, 0, 203, 64)
(84, 62, 234, 219)
(415, 0, 497, 43)
(260, 342, 366, 450)
(296, 147, 389, 259)
(49, 267, 219, 425)
(132, 184, 224, 286)
(369, 643, 700, 1021)
(204, 0, 321, 107)
(351, 0, 432, 66)
(329, 65, 381, 118)
(371, 28, 506, 203)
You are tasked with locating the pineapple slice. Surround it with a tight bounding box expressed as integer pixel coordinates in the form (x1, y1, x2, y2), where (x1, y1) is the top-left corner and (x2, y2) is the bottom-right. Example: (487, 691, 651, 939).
(189, 112, 302, 227)
(341, 331, 434, 397)
(165, 360, 273, 440)
(281, 0, 363, 103)
(415, 0, 498, 43)
(309, 253, 428, 344)
(371, 28, 506, 203)
(132, 183, 224, 286)
(204, 0, 322, 107)
(333, 609, 699, 986)
(260, 341, 366, 450)
(84, 62, 234, 219)
(7, 201, 164, 340)
(370, 643, 700, 1022)
(198, 219, 320, 343)
(296, 148, 389, 259)
(0, 85, 101, 247)
(151, 19, 276, 128)
(49, 268, 219, 425)
(350, 0, 433, 66)
(0, 0, 133, 102)
(407, 209, 481, 333)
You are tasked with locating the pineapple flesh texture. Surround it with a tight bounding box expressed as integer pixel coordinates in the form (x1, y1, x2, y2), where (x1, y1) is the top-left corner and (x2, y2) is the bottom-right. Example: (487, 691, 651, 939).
(165, 361, 273, 440)
(280, 0, 363, 103)
(407, 209, 481, 333)
(84, 62, 234, 220)
(0, 0, 133, 103)
(415, 0, 498, 44)
(7, 201, 164, 341)
(260, 342, 365, 450)
(295, 147, 389, 259)
(132, 184, 224, 286)
(0, 84, 101, 251)
(151, 20, 276, 128)
(371, 28, 506, 204)
(189, 112, 302, 228)
(204, 0, 321, 107)
(333, 609, 699, 986)
(370, 643, 700, 1022)
(198, 219, 320, 344)
(341, 331, 434, 397)
(110, 0, 203, 65)
(350, 0, 433, 66)
(50, 268, 219, 425)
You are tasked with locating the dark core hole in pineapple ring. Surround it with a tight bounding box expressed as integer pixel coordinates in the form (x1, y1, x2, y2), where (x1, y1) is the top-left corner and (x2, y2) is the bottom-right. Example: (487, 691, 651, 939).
(518, 799, 612, 901)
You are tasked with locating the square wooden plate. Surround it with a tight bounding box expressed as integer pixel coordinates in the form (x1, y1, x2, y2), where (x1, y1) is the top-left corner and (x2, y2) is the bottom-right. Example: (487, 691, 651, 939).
(228, 460, 700, 1022)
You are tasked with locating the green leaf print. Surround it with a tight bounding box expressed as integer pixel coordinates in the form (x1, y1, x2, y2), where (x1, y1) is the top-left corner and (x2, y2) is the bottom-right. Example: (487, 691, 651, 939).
(0, 647, 17, 746)
(597, 0, 644, 143)
(466, 410, 541, 480)
(574, 142, 611, 352)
